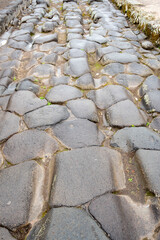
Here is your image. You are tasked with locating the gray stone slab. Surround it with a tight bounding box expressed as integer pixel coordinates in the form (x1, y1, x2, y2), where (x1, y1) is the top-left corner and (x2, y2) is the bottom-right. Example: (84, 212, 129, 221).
(52, 119, 104, 148)
(65, 49, 87, 59)
(115, 74, 143, 90)
(64, 58, 90, 77)
(109, 41, 132, 49)
(7, 90, 47, 115)
(0, 96, 10, 110)
(8, 39, 28, 51)
(0, 110, 20, 142)
(50, 147, 125, 206)
(67, 99, 98, 122)
(86, 34, 107, 44)
(39, 42, 57, 51)
(66, 19, 81, 28)
(12, 34, 32, 43)
(142, 58, 160, 71)
(127, 62, 153, 77)
(27, 207, 109, 240)
(87, 85, 131, 109)
(135, 149, 160, 196)
(140, 75, 160, 96)
(106, 100, 146, 127)
(3, 129, 58, 164)
(123, 30, 138, 40)
(142, 90, 160, 112)
(96, 46, 121, 60)
(89, 194, 160, 240)
(0, 228, 16, 240)
(150, 116, 160, 130)
(16, 80, 39, 94)
(111, 127, 160, 152)
(141, 40, 154, 50)
(101, 52, 139, 65)
(40, 53, 58, 65)
(75, 73, 94, 89)
(0, 161, 45, 229)
(49, 76, 69, 86)
(34, 33, 58, 44)
(69, 39, 99, 53)
(102, 63, 124, 76)
(42, 22, 56, 32)
(46, 85, 82, 103)
(28, 64, 55, 78)
(24, 105, 69, 128)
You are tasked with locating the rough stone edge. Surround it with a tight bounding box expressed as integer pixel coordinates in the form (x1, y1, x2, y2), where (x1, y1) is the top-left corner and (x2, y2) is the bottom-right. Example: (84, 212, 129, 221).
(0, 0, 32, 36)
(111, 0, 160, 45)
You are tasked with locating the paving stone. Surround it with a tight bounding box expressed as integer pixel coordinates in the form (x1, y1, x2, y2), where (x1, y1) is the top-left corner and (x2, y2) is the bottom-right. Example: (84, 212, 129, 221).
(0, 86, 6, 95)
(50, 76, 69, 86)
(67, 33, 82, 41)
(64, 58, 90, 77)
(142, 90, 160, 112)
(24, 105, 69, 128)
(110, 127, 160, 152)
(142, 58, 160, 71)
(40, 53, 58, 65)
(0, 227, 16, 239)
(16, 80, 39, 94)
(102, 63, 124, 76)
(135, 149, 160, 196)
(3, 129, 58, 164)
(34, 33, 58, 44)
(69, 39, 99, 53)
(96, 46, 121, 60)
(28, 64, 55, 78)
(50, 147, 125, 206)
(106, 100, 146, 127)
(75, 73, 94, 89)
(27, 207, 109, 240)
(0, 96, 10, 110)
(115, 74, 143, 90)
(42, 22, 56, 32)
(0, 160, 48, 229)
(101, 52, 139, 64)
(87, 85, 131, 109)
(150, 116, 160, 130)
(141, 40, 154, 50)
(86, 34, 107, 44)
(67, 28, 84, 34)
(127, 62, 153, 77)
(67, 99, 98, 122)
(52, 46, 68, 55)
(10, 29, 30, 38)
(52, 119, 104, 148)
(66, 20, 81, 28)
(123, 30, 138, 40)
(7, 90, 47, 115)
(89, 194, 160, 240)
(12, 34, 32, 43)
(140, 75, 160, 96)
(0, 110, 20, 142)
(39, 42, 57, 51)
(109, 41, 132, 49)
(65, 49, 87, 59)
(8, 40, 28, 51)
(46, 85, 82, 103)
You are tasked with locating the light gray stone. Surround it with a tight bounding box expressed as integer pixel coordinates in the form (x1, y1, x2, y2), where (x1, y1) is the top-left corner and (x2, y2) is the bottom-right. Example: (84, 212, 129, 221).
(39, 42, 57, 51)
(64, 58, 90, 77)
(40, 53, 58, 65)
(115, 74, 143, 90)
(127, 63, 152, 77)
(142, 58, 160, 71)
(141, 40, 154, 50)
(34, 33, 58, 44)
(16, 80, 39, 94)
(140, 75, 160, 96)
(86, 34, 107, 44)
(101, 52, 139, 65)
(28, 64, 55, 78)
(75, 73, 94, 89)
(50, 76, 69, 86)
(0, 96, 10, 110)
(0, 228, 16, 240)
(69, 39, 99, 53)
(96, 46, 121, 60)
(102, 63, 124, 76)
(142, 90, 160, 112)
(42, 22, 56, 32)
(150, 116, 160, 130)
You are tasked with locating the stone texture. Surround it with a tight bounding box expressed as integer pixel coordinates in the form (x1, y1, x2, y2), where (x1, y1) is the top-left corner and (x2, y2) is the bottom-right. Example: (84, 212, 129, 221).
(34, 33, 58, 44)
(16, 80, 39, 94)
(142, 90, 160, 112)
(135, 149, 160, 196)
(40, 53, 58, 65)
(75, 73, 94, 89)
(150, 116, 160, 130)
(0, 228, 16, 240)
(0, 96, 10, 110)
(64, 58, 90, 77)
(67, 99, 98, 122)
(0, 110, 20, 142)
(50, 147, 125, 206)
(115, 74, 143, 90)
(46, 85, 82, 103)
(28, 64, 55, 78)
(102, 63, 124, 76)
(89, 194, 160, 240)
(3, 129, 58, 164)
(50, 76, 69, 86)
(127, 63, 152, 77)
(24, 105, 69, 128)
(111, 127, 160, 152)
(27, 207, 109, 240)
(141, 40, 154, 50)
(96, 46, 121, 60)
(87, 85, 132, 109)
(52, 119, 104, 148)
(101, 52, 139, 64)
(142, 58, 160, 71)
(42, 22, 56, 32)
(69, 39, 99, 53)
(140, 75, 160, 96)
(7, 90, 47, 115)
(106, 100, 146, 127)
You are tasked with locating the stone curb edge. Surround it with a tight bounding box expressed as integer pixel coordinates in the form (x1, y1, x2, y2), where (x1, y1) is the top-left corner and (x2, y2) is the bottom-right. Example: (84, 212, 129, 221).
(111, 0, 160, 45)
(0, 0, 32, 36)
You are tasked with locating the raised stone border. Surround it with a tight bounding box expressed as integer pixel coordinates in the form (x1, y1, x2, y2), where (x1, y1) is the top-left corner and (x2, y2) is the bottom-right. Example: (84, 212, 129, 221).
(111, 0, 160, 45)
(0, 0, 31, 35)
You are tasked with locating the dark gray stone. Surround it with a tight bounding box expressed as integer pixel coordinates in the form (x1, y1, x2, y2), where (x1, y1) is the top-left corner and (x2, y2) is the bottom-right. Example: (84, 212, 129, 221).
(42, 22, 56, 32)
(64, 58, 90, 77)
(150, 116, 160, 130)
(52, 119, 104, 148)
(101, 52, 139, 65)
(24, 105, 69, 128)
(7, 90, 47, 115)
(40, 53, 58, 65)
(140, 75, 160, 96)
(66, 20, 81, 28)
(106, 100, 146, 127)
(67, 99, 98, 122)
(111, 127, 160, 152)
(65, 49, 87, 59)
(12, 34, 32, 43)
(135, 149, 160, 196)
(50, 76, 69, 86)
(27, 207, 109, 240)
(34, 33, 58, 44)
(75, 73, 94, 89)
(142, 90, 160, 112)
(87, 85, 131, 109)
(50, 147, 125, 206)
(3, 129, 58, 164)
(102, 63, 124, 76)
(46, 85, 82, 103)
(96, 46, 121, 60)
(89, 194, 160, 240)
(0, 110, 20, 142)
(115, 74, 143, 90)
(28, 64, 55, 78)
(0, 228, 16, 239)
(8, 39, 28, 51)
(127, 63, 152, 77)
(16, 80, 39, 94)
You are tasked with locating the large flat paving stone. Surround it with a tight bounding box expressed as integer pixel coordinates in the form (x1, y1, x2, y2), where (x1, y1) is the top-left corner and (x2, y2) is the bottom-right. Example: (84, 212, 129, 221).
(34, 33, 58, 44)
(3, 129, 58, 164)
(0, 110, 20, 142)
(52, 119, 104, 148)
(67, 99, 98, 122)
(89, 194, 160, 240)
(142, 90, 160, 112)
(135, 149, 160, 196)
(115, 74, 143, 90)
(0, 161, 47, 229)
(24, 105, 69, 128)
(127, 62, 153, 77)
(69, 39, 99, 53)
(75, 73, 94, 89)
(102, 63, 125, 76)
(46, 85, 82, 103)
(64, 58, 90, 77)
(150, 116, 160, 130)
(111, 127, 160, 152)
(50, 147, 125, 206)
(106, 100, 146, 127)
(7, 90, 47, 115)
(27, 207, 109, 240)
(28, 64, 55, 78)
(101, 52, 139, 65)
(87, 85, 132, 110)
(0, 228, 16, 239)
(140, 75, 160, 96)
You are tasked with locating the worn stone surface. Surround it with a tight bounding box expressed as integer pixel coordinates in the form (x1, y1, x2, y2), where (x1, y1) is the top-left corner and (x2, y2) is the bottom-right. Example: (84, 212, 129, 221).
(34, 33, 58, 44)
(127, 62, 153, 77)
(24, 105, 69, 128)
(111, 127, 160, 152)
(16, 80, 39, 94)
(142, 90, 160, 112)
(46, 85, 82, 103)
(102, 63, 125, 76)
(75, 73, 94, 89)
(52, 119, 104, 148)
(115, 74, 143, 90)
(27, 207, 109, 240)
(150, 116, 160, 130)
(140, 75, 160, 96)
(28, 64, 55, 78)
(64, 58, 90, 77)
(101, 52, 139, 64)
(7, 90, 47, 115)
(3, 129, 58, 164)
(89, 194, 160, 240)
(50, 147, 125, 206)
(50, 76, 69, 86)
(0, 228, 16, 240)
